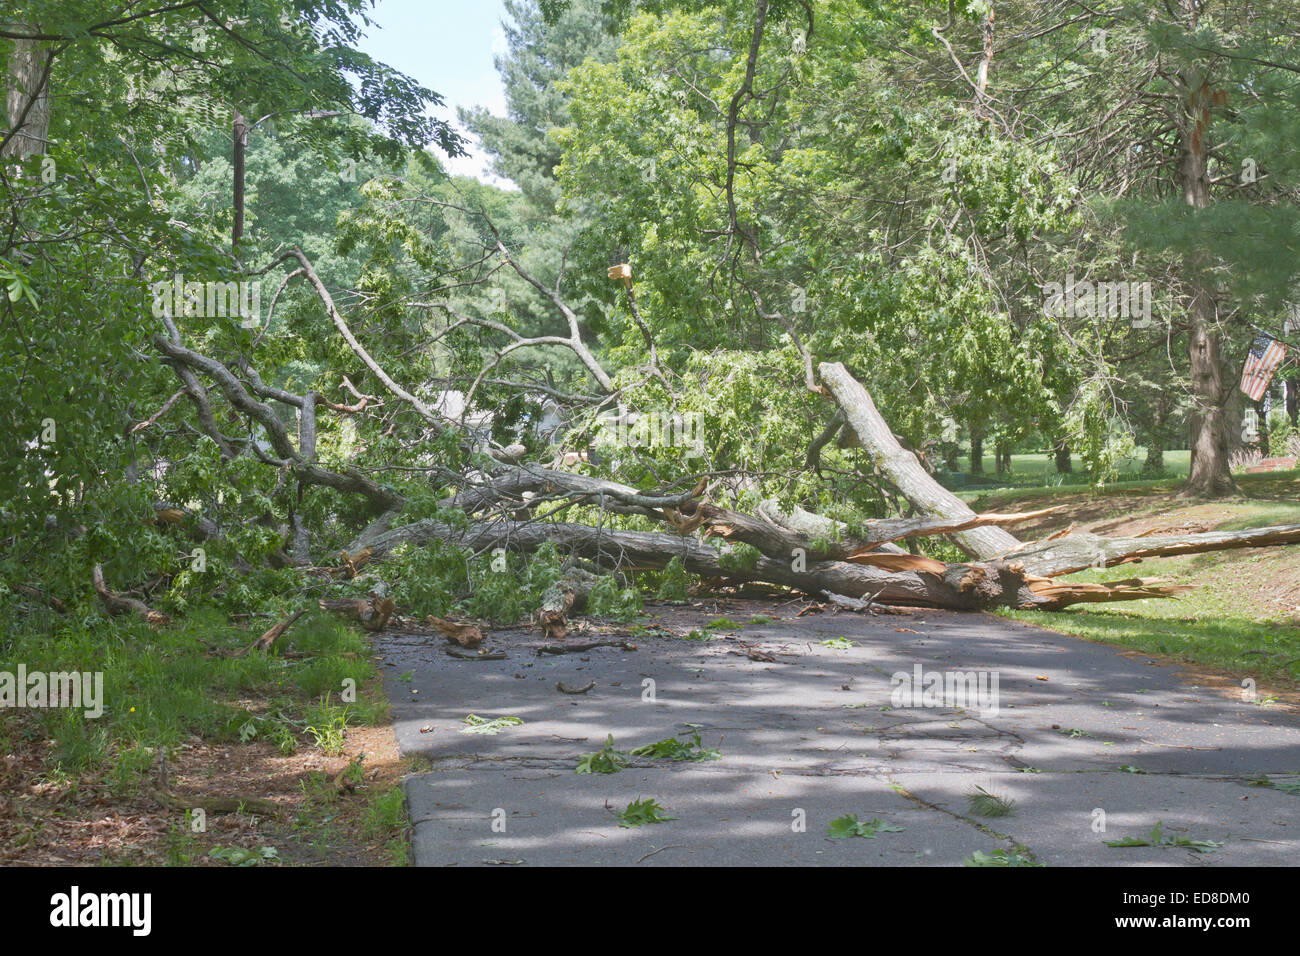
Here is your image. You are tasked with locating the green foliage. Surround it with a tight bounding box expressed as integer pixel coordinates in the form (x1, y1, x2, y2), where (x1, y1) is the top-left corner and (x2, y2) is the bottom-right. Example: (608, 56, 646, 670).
(388, 539, 566, 625)
(363, 786, 411, 866)
(304, 709, 350, 756)
(460, 714, 525, 735)
(575, 735, 630, 774)
(388, 540, 471, 619)
(1104, 822, 1222, 853)
(1268, 411, 1296, 458)
(653, 555, 693, 602)
(717, 542, 763, 574)
(827, 815, 905, 839)
(585, 574, 643, 621)
(0, 608, 387, 778)
(966, 787, 1015, 818)
(964, 849, 1043, 867)
(208, 845, 280, 867)
(705, 616, 743, 630)
(616, 797, 676, 827)
(629, 732, 720, 762)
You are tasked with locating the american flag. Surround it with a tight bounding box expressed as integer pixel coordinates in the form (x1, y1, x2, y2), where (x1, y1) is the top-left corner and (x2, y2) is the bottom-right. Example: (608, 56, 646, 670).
(1240, 333, 1289, 402)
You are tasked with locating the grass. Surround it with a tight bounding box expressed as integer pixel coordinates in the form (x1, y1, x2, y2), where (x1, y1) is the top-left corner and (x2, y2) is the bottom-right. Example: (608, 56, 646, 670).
(992, 478, 1300, 685)
(0, 605, 408, 864)
(0, 608, 377, 778)
(1001, 544, 1300, 682)
(943, 448, 1193, 497)
(363, 785, 411, 866)
(949, 448, 1300, 501)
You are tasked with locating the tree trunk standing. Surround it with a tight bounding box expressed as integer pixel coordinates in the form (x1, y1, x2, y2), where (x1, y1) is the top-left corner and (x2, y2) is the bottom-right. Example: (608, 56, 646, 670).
(1052, 438, 1072, 474)
(3, 36, 52, 159)
(1144, 440, 1164, 475)
(970, 431, 984, 475)
(232, 109, 247, 254)
(1288, 378, 1298, 429)
(1185, 297, 1234, 493)
(1177, 63, 1236, 497)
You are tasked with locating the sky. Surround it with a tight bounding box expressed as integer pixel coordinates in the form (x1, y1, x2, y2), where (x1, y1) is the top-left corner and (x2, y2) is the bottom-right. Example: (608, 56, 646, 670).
(353, 0, 514, 185)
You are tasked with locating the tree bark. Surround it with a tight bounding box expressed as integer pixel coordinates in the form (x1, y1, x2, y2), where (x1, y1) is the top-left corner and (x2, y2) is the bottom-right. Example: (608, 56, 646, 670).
(819, 362, 1021, 559)
(362, 516, 1185, 612)
(3, 35, 51, 159)
(1177, 63, 1236, 497)
(232, 108, 247, 253)
(1185, 295, 1235, 495)
(1143, 440, 1164, 476)
(145, 326, 1300, 616)
(1007, 524, 1300, 578)
(1053, 438, 1072, 474)
(92, 565, 169, 626)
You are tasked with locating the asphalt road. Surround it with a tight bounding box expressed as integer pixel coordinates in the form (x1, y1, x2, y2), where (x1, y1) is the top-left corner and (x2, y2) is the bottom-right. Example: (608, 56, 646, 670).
(374, 598, 1300, 866)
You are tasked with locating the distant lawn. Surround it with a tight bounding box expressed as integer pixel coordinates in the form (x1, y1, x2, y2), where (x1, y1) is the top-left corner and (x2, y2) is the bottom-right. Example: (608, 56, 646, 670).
(956, 464, 1300, 509)
(945, 448, 1191, 497)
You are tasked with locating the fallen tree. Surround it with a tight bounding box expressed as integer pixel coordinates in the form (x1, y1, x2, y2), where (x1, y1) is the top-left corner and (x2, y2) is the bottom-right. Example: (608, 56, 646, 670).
(142, 245, 1300, 624)
(363, 515, 1195, 611)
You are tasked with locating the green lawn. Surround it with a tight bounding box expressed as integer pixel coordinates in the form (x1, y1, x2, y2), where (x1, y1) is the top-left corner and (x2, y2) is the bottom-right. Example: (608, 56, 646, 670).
(992, 489, 1300, 687)
(947, 448, 1192, 498)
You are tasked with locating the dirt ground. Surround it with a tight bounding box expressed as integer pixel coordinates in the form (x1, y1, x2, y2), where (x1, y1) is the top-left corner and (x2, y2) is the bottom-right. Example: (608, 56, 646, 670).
(0, 677, 408, 867)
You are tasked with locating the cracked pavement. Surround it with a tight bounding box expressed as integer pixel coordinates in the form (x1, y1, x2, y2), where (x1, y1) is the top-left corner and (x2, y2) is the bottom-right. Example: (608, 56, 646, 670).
(375, 599, 1300, 866)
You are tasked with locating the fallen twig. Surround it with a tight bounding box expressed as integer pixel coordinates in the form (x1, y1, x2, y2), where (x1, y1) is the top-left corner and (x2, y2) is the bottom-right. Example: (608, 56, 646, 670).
(538, 640, 637, 655)
(246, 609, 305, 653)
(446, 647, 507, 660)
(92, 564, 170, 626)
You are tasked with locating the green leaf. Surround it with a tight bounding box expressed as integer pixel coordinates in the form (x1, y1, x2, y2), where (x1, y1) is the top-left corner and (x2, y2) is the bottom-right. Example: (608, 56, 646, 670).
(461, 714, 524, 735)
(616, 797, 676, 827)
(827, 814, 904, 839)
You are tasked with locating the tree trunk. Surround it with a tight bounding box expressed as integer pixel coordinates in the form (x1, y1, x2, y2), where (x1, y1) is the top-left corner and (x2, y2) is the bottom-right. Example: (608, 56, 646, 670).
(1177, 66, 1236, 497)
(1052, 438, 1072, 474)
(232, 108, 247, 253)
(1185, 296, 1235, 495)
(1287, 378, 1298, 428)
(150, 336, 1300, 617)
(818, 363, 1021, 559)
(1007, 524, 1300, 577)
(3, 36, 52, 159)
(362, 516, 1187, 612)
(1143, 440, 1164, 476)
(969, 430, 984, 475)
